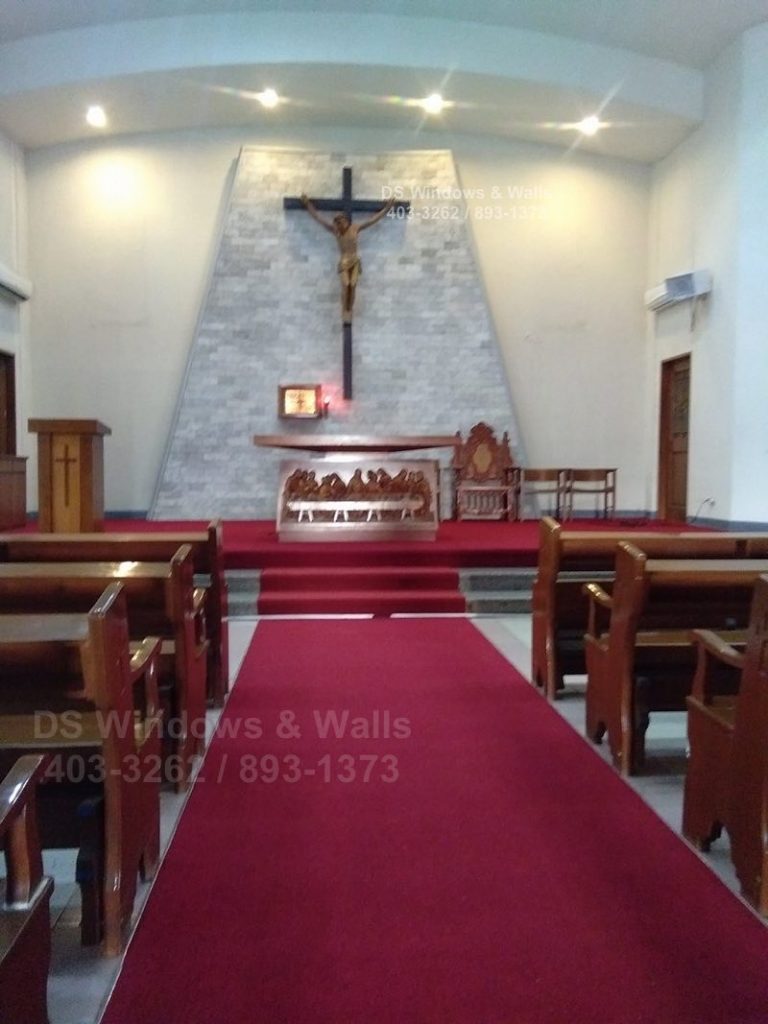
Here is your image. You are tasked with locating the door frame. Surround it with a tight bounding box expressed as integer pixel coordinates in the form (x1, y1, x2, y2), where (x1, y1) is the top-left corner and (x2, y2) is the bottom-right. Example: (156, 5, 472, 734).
(657, 353, 690, 521)
(0, 351, 17, 455)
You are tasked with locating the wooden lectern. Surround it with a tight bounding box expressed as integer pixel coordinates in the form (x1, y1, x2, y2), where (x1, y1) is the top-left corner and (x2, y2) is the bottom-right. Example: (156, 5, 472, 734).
(28, 419, 111, 532)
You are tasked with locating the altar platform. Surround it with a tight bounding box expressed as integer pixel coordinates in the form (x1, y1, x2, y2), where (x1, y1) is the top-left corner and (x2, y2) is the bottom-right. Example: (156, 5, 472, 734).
(7, 516, 694, 616)
(9, 515, 685, 570)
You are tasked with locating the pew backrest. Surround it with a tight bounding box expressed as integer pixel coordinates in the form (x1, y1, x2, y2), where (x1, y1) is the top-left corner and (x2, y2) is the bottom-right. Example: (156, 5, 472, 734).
(0, 549, 206, 789)
(584, 543, 768, 774)
(532, 516, 768, 698)
(0, 521, 228, 705)
(0, 584, 162, 955)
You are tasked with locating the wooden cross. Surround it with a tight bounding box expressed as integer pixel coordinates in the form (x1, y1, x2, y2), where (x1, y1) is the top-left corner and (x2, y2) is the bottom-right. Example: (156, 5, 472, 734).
(284, 166, 409, 400)
(54, 445, 78, 507)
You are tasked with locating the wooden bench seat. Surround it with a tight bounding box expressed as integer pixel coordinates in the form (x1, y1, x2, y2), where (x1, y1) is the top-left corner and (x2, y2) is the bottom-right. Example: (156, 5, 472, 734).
(0, 520, 228, 706)
(0, 545, 207, 791)
(0, 755, 53, 1024)
(683, 579, 768, 914)
(532, 516, 768, 700)
(0, 586, 161, 955)
(582, 542, 767, 775)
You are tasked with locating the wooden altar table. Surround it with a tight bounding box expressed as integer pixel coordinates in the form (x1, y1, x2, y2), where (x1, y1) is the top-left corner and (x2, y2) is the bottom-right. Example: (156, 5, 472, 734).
(253, 437, 458, 541)
(253, 435, 458, 454)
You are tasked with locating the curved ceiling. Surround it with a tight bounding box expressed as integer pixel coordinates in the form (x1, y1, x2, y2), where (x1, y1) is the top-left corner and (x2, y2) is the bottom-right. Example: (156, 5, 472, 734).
(0, 2, 764, 159)
(3, 0, 767, 67)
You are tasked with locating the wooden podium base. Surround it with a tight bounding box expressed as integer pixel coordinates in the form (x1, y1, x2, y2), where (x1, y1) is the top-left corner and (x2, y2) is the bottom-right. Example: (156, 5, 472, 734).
(28, 419, 111, 532)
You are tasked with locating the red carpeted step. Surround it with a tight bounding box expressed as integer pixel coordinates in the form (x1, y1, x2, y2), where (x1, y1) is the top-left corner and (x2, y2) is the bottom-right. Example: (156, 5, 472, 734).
(259, 566, 460, 593)
(257, 588, 466, 615)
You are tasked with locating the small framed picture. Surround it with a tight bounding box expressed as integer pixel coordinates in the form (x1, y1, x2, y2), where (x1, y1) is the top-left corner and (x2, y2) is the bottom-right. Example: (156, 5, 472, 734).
(278, 384, 322, 419)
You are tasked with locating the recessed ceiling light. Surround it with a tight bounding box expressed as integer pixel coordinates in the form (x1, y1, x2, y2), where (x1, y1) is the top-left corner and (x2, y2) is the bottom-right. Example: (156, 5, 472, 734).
(420, 93, 446, 115)
(86, 105, 107, 128)
(257, 88, 280, 109)
(576, 115, 601, 136)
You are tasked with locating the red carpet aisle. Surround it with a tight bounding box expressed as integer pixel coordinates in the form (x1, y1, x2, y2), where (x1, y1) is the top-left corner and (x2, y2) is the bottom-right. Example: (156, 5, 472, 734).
(100, 620, 768, 1023)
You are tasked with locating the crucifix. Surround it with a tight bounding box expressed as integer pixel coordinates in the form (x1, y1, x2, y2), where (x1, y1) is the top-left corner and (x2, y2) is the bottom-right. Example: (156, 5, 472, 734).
(284, 166, 409, 399)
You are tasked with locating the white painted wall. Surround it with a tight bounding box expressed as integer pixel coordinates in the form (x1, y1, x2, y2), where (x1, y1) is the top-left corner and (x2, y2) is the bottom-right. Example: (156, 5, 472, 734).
(25, 125, 650, 515)
(0, 128, 28, 466)
(648, 26, 768, 525)
(731, 24, 768, 522)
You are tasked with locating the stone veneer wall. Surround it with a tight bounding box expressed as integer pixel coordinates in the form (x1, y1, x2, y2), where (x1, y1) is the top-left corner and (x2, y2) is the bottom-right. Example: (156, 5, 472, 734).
(151, 148, 520, 519)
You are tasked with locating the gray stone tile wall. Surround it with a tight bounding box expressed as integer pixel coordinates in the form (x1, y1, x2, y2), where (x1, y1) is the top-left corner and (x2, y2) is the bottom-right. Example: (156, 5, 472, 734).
(152, 148, 520, 519)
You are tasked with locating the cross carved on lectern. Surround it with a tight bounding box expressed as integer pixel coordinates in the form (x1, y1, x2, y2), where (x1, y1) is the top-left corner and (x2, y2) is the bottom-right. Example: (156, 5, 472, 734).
(284, 167, 409, 400)
(55, 445, 77, 507)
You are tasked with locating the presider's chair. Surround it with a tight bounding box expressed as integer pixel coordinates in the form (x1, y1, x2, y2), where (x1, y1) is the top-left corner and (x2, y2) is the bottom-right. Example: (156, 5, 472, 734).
(452, 422, 517, 521)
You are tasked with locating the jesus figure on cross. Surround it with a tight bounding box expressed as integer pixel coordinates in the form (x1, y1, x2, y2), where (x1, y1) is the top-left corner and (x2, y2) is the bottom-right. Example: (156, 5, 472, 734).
(300, 193, 396, 324)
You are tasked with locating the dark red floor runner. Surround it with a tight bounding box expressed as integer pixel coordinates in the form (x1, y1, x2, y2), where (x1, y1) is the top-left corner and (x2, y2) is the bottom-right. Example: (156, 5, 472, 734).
(101, 620, 768, 1024)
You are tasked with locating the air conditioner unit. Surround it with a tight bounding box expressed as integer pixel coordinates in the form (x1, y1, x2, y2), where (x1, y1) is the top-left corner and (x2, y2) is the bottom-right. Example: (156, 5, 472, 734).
(0, 260, 33, 302)
(644, 270, 711, 312)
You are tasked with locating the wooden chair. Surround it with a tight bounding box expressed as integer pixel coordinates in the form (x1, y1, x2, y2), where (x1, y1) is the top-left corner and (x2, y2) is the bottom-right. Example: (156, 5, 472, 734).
(0, 755, 53, 1024)
(516, 468, 567, 520)
(0, 583, 162, 955)
(451, 422, 517, 521)
(683, 575, 768, 914)
(562, 468, 616, 519)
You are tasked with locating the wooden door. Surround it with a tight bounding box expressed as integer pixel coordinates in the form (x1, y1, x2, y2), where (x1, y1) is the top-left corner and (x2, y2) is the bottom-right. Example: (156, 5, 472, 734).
(658, 355, 690, 522)
(0, 352, 16, 455)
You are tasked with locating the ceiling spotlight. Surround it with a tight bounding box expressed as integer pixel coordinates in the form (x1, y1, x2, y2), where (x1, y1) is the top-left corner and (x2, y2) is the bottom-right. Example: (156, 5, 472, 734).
(421, 93, 445, 115)
(86, 105, 108, 128)
(576, 115, 601, 136)
(257, 88, 280, 109)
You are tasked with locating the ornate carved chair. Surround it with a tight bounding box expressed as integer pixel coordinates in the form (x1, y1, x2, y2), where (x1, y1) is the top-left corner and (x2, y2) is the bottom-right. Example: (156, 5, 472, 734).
(516, 468, 567, 520)
(452, 422, 517, 521)
(562, 468, 617, 520)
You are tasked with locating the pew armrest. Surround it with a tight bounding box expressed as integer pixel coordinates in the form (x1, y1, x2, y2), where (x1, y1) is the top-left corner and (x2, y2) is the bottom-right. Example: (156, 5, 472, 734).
(0, 754, 50, 905)
(691, 628, 746, 703)
(192, 586, 206, 617)
(583, 582, 613, 639)
(129, 636, 162, 722)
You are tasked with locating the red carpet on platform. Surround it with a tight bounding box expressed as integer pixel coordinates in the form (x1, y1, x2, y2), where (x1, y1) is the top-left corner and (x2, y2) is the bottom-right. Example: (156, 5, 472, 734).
(11, 516, 701, 616)
(257, 565, 466, 615)
(5, 516, 699, 570)
(101, 619, 768, 1024)
(218, 518, 702, 570)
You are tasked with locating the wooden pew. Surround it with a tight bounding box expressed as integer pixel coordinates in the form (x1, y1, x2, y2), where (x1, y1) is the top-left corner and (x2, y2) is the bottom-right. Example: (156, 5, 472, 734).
(0, 586, 161, 955)
(683, 576, 768, 914)
(0, 755, 53, 1024)
(532, 516, 768, 700)
(582, 542, 768, 775)
(0, 545, 207, 791)
(0, 520, 228, 706)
